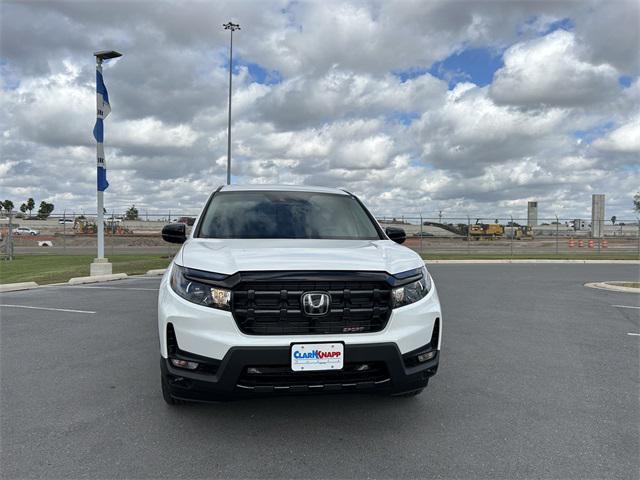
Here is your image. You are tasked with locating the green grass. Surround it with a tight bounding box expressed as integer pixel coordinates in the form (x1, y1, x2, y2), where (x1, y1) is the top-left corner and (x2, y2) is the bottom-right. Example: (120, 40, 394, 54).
(0, 255, 172, 285)
(420, 252, 640, 260)
(1, 252, 637, 285)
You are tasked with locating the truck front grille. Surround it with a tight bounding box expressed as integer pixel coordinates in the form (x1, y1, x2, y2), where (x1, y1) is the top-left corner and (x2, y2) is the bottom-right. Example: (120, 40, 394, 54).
(231, 273, 393, 335)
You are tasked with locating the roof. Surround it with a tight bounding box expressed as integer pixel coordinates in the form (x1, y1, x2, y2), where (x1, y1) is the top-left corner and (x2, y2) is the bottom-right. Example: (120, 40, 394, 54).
(219, 184, 349, 195)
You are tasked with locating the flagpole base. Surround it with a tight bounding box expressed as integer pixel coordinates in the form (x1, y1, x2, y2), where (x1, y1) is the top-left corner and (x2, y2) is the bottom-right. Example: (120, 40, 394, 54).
(90, 258, 112, 276)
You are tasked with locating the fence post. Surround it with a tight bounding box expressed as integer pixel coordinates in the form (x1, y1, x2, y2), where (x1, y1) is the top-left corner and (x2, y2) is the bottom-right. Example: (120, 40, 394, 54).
(466, 216, 470, 256)
(420, 214, 423, 253)
(510, 216, 514, 260)
(7, 209, 14, 261)
(555, 215, 559, 255)
(111, 211, 115, 257)
(63, 209, 67, 254)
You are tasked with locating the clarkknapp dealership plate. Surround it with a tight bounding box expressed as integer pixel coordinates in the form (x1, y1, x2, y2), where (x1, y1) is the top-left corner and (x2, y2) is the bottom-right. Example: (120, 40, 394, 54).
(290, 343, 344, 372)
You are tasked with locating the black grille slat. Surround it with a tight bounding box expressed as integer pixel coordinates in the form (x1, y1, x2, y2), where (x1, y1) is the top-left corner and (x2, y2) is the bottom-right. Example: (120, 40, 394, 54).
(231, 274, 392, 335)
(238, 362, 390, 387)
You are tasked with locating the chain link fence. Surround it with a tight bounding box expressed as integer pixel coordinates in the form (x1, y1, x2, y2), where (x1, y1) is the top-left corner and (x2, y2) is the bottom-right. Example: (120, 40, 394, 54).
(1, 212, 639, 259)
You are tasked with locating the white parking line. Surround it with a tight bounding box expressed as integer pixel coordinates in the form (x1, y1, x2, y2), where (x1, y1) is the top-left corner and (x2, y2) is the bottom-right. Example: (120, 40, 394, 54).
(0, 304, 96, 314)
(612, 305, 640, 310)
(628, 333, 640, 336)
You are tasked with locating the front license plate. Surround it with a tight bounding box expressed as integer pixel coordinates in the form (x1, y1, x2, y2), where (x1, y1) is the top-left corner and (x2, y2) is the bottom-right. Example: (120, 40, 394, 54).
(291, 343, 344, 372)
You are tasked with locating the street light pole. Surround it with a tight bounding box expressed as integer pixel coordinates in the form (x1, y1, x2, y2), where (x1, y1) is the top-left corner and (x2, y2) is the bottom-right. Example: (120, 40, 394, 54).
(223, 22, 240, 185)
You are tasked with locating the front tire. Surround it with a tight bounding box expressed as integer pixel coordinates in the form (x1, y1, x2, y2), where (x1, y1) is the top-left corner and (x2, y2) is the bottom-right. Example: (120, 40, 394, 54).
(392, 388, 425, 398)
(161, 375, 186, 406)
(391, 379, 428, 397)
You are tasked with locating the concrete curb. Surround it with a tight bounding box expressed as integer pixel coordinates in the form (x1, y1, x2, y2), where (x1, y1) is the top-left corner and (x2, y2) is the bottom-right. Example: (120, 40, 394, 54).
(0, 281, 39, 293)
(145, 269, 167, 276)
(68, 273, 128, 285)
(584, 282, 640, 293)
(425, 260, 640, 264)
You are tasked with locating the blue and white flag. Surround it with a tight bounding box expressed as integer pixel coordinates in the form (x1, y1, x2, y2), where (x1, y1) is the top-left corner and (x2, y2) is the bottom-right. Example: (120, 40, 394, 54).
(93, 67, 111, 191)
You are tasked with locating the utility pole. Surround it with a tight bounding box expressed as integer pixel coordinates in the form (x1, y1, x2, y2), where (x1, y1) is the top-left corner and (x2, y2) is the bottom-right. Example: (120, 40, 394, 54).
(223, 22, 240, 185)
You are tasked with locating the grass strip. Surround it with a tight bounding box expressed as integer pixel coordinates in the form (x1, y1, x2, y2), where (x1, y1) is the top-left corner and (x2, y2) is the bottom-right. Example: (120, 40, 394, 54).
(0, 254, 172, 285)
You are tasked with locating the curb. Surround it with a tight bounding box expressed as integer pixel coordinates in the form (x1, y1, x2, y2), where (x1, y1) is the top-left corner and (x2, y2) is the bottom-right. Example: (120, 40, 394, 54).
(584, 282, 640, 293)
(145, 269, 166, 276)
(0, 281, 39, 293)
(68, 273, 128, 285)
(425, 260, 640, 264)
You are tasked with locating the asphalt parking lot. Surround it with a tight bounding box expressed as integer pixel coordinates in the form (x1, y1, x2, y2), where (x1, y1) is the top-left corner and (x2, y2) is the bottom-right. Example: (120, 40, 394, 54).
(1, 264, 639, 479)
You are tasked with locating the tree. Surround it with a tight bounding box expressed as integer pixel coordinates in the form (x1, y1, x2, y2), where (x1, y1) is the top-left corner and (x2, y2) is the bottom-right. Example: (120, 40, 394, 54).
(611, 215, 617, 225)
(125, 205, 139, 220)
(2, 200, 14, 213)
(634, 192, 640, 213)
(37, 201, 55, 219)
(26, 197, 35, 217)
(20, 203, 27, 214)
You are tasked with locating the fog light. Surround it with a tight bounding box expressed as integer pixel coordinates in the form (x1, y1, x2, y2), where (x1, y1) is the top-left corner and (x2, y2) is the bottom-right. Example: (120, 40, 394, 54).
(171, 358, 199, 370)
(212, 287, 231, 308)
(417, 351, 436, 363)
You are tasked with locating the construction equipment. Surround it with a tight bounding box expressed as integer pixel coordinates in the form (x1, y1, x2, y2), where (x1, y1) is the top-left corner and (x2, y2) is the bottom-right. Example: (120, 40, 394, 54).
(469, 222, 504, 240)
(504, 225, 533, 240)
(105, 219, 133, 235)
(73, 217, 97, 234)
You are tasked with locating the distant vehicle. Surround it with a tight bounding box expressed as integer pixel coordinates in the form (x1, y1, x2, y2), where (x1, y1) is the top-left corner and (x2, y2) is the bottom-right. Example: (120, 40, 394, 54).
(13, 227, 39, 236)
(177, 216, 196, 226)
(58, 218, 74, 224)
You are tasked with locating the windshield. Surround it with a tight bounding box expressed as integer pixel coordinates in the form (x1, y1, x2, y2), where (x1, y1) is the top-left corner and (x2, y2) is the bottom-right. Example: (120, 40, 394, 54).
(197, 191, 382, 240)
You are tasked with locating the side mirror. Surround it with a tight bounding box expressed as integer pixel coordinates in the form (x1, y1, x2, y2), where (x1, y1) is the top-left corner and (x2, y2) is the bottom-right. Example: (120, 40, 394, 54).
(162, 223, 186, 244)
(385, 227, 406, 244)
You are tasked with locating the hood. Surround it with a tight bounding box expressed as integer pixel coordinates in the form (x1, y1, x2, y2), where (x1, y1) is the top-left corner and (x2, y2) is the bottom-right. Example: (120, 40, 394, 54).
(178, 239, 423, 275)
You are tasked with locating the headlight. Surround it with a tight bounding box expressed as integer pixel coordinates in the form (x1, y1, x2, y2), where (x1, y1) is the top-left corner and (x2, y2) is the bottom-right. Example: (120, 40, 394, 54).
(391, 267, 431, 308)
(170, 265, 231, 310)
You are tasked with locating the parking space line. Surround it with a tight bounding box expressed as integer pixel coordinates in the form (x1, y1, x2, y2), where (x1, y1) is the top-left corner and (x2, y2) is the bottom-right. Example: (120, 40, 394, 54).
(0, 304, 96, 314)
(628, 333, 640, 336)
(612, 305, 640, 310)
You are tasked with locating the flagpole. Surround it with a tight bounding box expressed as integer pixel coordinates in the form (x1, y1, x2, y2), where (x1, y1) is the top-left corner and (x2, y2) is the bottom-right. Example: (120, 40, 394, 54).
(96, 56, 105, 261)
(91, 50, 122, 277)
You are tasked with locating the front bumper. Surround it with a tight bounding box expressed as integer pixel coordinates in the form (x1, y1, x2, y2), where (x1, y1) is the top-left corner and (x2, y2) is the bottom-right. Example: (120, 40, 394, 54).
(161, 342, 439, 401)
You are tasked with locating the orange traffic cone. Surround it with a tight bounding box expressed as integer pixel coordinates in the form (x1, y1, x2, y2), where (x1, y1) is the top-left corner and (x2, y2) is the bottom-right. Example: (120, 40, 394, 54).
(588, 240, 594, 248)
(568, 238, 575, 248)
(578, 240, 584, 247)
(602, 239, 608, 248)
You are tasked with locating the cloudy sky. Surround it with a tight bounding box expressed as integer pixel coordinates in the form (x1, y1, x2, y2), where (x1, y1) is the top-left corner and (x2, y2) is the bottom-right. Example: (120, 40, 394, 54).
(1, 0, 639, 220)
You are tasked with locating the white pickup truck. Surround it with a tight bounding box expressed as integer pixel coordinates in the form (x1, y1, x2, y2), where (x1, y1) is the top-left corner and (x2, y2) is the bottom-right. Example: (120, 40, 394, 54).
(157, 185, 442, 403)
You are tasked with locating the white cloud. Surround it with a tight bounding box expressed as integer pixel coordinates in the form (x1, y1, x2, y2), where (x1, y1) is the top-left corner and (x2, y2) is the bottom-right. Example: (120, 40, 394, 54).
(593, 118, 640, 153)
(490, 30, 620, 107)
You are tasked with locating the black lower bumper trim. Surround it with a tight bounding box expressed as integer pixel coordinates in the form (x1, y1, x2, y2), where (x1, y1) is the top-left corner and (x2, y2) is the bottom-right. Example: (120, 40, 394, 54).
(161, 342, 439, 401)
